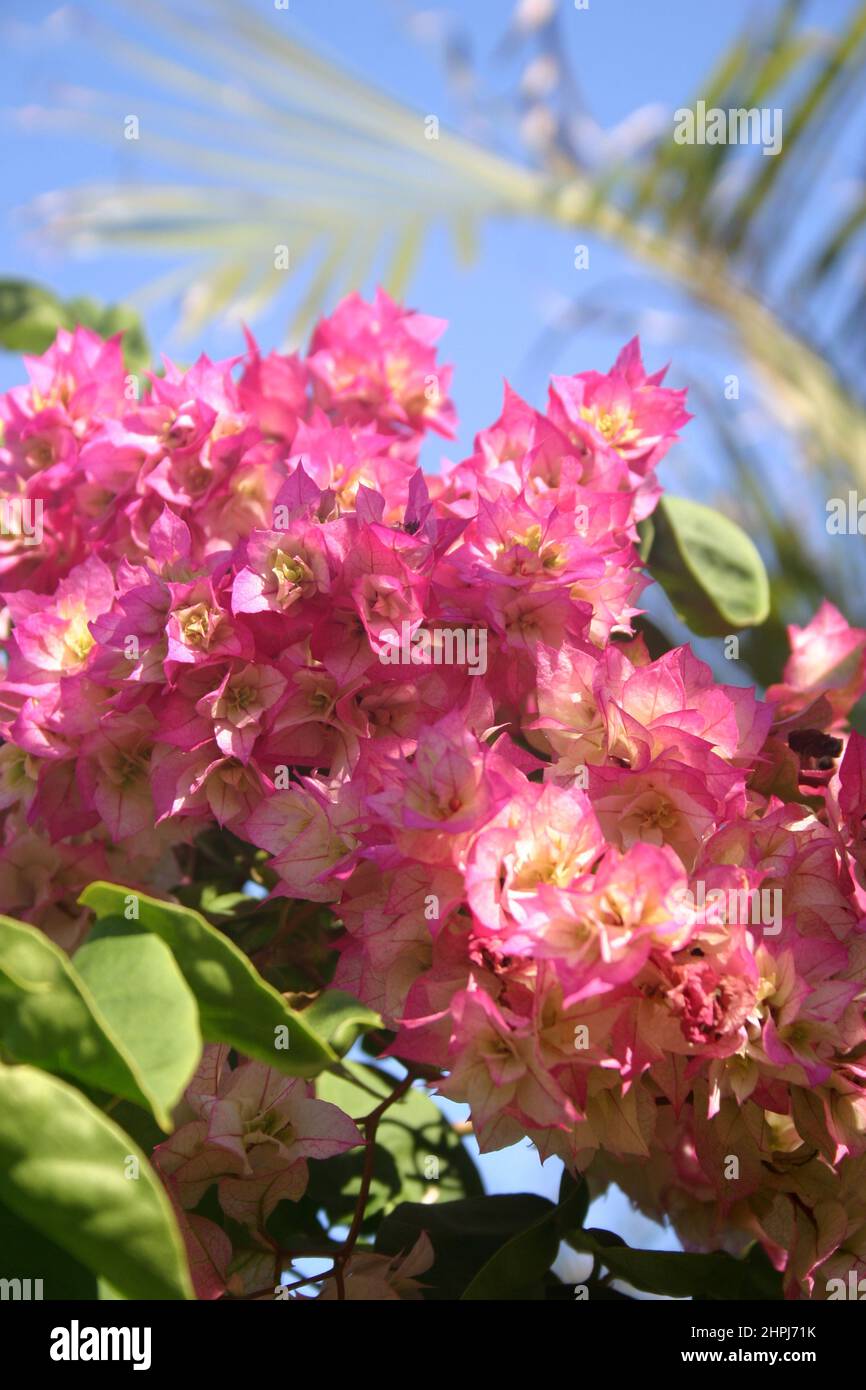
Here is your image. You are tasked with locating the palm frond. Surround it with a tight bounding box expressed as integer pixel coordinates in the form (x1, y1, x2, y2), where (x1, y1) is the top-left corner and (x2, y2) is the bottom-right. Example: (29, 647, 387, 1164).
(16, 0, 866, 629)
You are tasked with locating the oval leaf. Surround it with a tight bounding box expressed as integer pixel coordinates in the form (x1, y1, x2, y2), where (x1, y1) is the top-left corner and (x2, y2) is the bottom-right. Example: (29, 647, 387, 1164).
(647, 494, 770, 636)
(0, 1063, 193, 1300)
(570, 1228, 783, 1300)
(78, 883, 335, 1078)
(0, 914, 175, 1128)
(302, 990, 382, 1056)
(73, 920, 202, 1131)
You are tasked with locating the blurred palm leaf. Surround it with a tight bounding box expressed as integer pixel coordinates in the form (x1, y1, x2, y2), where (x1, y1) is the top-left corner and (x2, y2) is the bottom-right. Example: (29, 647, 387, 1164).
(19, 0, 866, 636)
(24, 0, 543, 341)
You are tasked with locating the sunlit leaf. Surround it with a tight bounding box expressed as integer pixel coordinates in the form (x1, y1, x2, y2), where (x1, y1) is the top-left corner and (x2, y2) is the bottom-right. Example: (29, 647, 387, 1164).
(78, 883, 335, 1078)
(0, 1063, 193, 1300)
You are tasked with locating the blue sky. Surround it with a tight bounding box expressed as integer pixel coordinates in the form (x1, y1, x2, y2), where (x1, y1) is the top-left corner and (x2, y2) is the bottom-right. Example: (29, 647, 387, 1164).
(0, 0, 861, 1263)
(1, 0, 859, 465)
(3, 0, 863, 641)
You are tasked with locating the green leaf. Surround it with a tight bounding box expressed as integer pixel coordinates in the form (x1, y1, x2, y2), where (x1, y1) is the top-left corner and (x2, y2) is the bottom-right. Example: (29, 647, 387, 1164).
(376, 1193, 555, 1300)
(646, 494, 771, 636)
(569, 1228, 783, 1300)
(97, 1277, 127, 1300)
(636, 515, 655, 563)
(73, 920, 202, 1131)
(0, 279, 150, 370)
(195, 886, 258, 919)
(307, 1062, 482, 1232)
(64, 296, 150, 372)
(0, 914, 175, 1129)
(101, 1100, 166, 1158)
(0, 1063, 193, 1300)
(462, 1176, 590, 1300)
(0, 279, 66, 353)
(78, 883, 335, 1078)
(302, 990, 382, 1056)
(0, 1199, 98, 1299)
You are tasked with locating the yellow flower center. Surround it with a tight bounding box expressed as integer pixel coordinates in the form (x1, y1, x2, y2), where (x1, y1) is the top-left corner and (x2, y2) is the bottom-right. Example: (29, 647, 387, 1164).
(61, 609, 95, 664)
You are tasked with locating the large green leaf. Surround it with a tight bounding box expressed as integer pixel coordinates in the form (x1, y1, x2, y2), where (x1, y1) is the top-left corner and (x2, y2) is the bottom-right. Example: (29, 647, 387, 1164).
(376, 1193, 556, 1300)
(462, 1175, 590, 1300)
(646, 494, 771, 636)
(569, 1227, 783, 1300)
(78, 883, 335, 1078)
(0, 914, 175, 1129)
(73, 920, 202, 1131)
(0, 1063, 193, 1300)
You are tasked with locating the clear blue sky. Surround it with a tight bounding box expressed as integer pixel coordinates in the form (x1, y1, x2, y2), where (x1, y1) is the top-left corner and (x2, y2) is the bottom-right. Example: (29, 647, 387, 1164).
(0, 0, 860, 1264)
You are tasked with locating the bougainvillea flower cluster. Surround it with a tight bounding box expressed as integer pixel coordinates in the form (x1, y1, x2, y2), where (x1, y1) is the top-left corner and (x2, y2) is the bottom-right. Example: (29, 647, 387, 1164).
(2, 288, 866, 1300)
